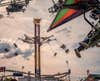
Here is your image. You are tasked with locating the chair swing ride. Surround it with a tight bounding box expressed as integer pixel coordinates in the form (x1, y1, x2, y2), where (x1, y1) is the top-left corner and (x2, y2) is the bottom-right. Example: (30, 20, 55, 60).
(0, 0, 31, 15)
(0, 0, 99, 80)
(48, 0, 100, 58)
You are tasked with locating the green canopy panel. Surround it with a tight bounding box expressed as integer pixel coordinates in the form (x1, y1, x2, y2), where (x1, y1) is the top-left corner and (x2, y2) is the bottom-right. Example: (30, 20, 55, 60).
(47, 0, 96, 32)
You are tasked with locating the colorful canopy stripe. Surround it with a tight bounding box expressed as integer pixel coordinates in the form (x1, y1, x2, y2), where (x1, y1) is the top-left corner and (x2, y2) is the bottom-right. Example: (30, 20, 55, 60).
(48, 0, 83, 31)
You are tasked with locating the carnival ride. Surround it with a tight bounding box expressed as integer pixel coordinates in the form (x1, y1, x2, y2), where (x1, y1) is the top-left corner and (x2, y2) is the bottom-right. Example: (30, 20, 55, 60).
(0, 0, 100, 81)
(48, 0, 100, 58)
(18, 34, 69, 55)
(0, 0, 31, 15)
(0, 67, 71, 81)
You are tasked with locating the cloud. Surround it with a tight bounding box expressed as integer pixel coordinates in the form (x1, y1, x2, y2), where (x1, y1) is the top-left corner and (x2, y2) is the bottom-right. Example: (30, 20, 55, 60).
(0, 39, 34, 59)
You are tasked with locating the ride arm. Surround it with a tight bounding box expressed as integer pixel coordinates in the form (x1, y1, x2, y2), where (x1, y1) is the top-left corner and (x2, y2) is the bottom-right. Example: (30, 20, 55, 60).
(83, 11, 95, 29)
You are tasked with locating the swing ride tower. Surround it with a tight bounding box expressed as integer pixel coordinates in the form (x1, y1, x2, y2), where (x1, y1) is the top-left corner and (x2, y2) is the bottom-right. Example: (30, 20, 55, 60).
(34, 18, 41, 81)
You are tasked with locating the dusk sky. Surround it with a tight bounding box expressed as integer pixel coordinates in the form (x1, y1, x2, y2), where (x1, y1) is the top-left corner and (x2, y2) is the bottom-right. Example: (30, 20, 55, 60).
(0, 0, 100, 81)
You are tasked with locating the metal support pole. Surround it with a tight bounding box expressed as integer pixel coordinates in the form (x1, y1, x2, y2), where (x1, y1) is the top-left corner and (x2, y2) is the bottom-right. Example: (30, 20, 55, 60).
(34, 18, 41, 81)
(28, 71, 31, 81)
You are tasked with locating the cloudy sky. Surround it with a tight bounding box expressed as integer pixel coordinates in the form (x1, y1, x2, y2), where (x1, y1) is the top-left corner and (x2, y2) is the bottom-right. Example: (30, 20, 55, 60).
(0, 0, 100, 80)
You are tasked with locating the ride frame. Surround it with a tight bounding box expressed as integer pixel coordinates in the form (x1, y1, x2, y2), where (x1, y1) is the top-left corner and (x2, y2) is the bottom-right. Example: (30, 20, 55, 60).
(34, 18, 41, 81)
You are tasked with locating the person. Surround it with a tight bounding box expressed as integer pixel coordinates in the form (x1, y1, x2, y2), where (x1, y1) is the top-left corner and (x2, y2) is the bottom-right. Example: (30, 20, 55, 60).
(58, 0, 64, 4)
(25, 0, 29, 6)
(6, 7, 10, 15)
(75, 12, 100, 58)
(58, 0, 65, 8)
